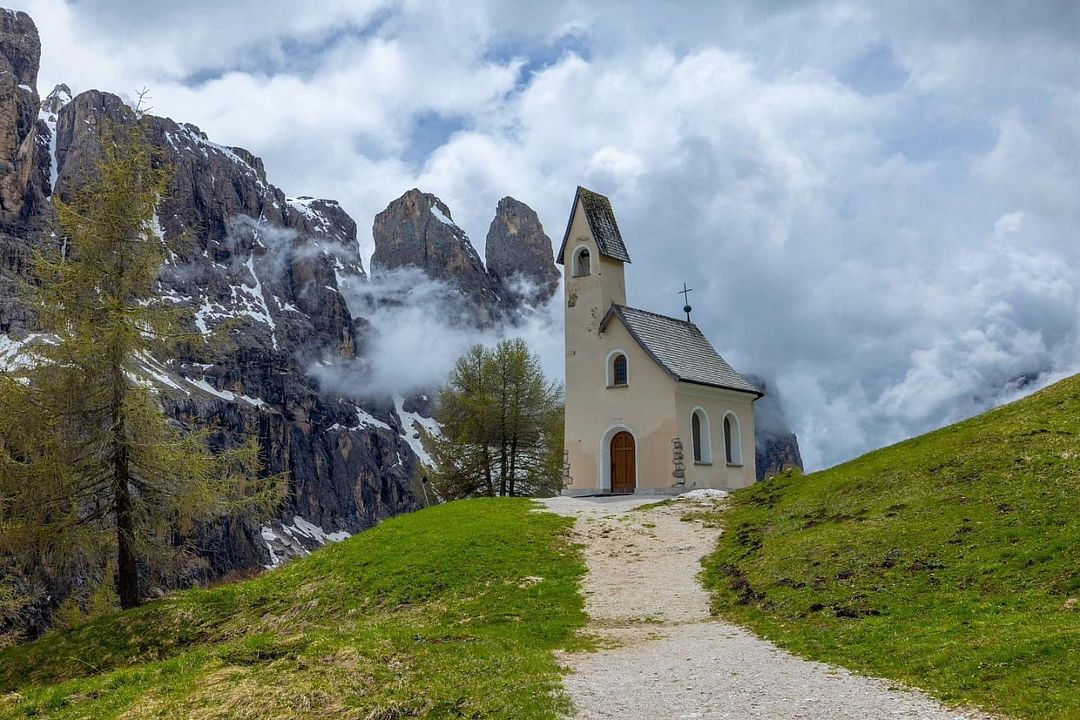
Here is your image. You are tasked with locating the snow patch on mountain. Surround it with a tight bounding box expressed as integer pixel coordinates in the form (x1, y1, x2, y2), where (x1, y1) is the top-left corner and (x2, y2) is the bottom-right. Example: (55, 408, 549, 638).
(394, 394, 440, 467)
(187, 377, 267, 408)
(429, 204, 455, 227)
(38, 84, 70, 191)
(194, 297, 226, 335)
(163, 124, 268, 190)
(260, 515, 352, 568)
(235, 253, 278, 349)
(287, 196, 330, 233)
(135, 352, 189, 394)
(328, 403, 392, 432)
(0, 333, 48, 371)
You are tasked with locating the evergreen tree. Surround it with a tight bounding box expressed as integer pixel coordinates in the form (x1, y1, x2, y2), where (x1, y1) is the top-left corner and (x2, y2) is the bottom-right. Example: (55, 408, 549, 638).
(0, 117, 283, 614)
(432, 339, 563, 498)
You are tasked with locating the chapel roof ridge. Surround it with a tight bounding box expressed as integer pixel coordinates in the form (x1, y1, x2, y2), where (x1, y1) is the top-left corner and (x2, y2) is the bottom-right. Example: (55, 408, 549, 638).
(611, 302, 694, 326)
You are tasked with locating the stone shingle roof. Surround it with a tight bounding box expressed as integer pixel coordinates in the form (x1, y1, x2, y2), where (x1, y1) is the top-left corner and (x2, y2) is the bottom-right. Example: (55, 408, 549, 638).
(556, 186, 632, 265)
(601, 305, 762, 396)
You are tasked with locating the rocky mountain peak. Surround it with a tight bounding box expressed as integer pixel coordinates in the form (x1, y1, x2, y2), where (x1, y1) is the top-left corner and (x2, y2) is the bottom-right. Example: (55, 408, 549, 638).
(0, 9, 51, 334)
(485, 195, 559, 305)
(371, 188, 502, 321)
(40, 83, 71, 117)
(231, 144, 267, 184)
(371, 189, 561, 324)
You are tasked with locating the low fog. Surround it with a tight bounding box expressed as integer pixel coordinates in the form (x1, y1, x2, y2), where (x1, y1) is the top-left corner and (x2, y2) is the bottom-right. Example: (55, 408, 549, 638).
(309, 268, 565, 401)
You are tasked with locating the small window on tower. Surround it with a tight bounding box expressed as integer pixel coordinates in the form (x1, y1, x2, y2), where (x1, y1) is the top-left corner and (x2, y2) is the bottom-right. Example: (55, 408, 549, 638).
(573, 246, 591, 277)
(613, 351, 630, 386)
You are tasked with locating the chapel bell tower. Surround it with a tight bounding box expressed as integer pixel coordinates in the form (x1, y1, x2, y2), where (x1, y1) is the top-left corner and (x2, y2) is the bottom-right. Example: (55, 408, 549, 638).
(556, 186, 631, 342)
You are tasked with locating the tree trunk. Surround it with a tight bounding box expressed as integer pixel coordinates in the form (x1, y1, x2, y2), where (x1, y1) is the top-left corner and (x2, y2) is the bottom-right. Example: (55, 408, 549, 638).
(115, 463, 139, 609)
(498, 365, 509, 497)
(499, 441, 508, 497)
(508, 435, 518, 497)
(482, 445, 494, 497)
(111, 336, 139, 609)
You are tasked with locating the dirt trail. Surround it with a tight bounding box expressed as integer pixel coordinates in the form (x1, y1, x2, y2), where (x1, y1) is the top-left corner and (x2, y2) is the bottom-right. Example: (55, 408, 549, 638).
(542, 495, 998, 720)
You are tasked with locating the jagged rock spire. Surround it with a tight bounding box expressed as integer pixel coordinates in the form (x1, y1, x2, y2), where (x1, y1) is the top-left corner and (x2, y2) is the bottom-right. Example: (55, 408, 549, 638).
(372, 189, 560, 321)
(485, 196, 559, 305)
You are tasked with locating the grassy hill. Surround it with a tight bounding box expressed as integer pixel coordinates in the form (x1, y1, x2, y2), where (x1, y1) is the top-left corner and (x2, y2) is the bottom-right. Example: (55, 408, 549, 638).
(702, 374, 1080, 719)
(0, 499, 587, 719)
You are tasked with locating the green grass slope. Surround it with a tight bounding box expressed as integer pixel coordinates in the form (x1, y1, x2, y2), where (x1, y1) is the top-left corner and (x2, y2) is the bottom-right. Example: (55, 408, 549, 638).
(703, 375, 1080, 719)
(0, 499, 587, 719)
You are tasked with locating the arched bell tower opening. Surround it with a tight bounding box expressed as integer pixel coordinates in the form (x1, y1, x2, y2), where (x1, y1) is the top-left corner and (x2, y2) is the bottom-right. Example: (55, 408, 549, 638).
(572, 245, 591, 277)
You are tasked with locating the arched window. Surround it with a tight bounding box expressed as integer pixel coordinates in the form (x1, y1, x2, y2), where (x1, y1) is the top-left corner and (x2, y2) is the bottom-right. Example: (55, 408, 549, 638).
(724, 413, 742, 466)
(572, 246, 591, 277)
(692, 408, 711, 463)
(606, 351, 629, 387)
(612, 354, 628, 386)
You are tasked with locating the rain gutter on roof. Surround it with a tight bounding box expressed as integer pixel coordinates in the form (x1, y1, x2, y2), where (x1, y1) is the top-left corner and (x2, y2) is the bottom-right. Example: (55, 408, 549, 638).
(676, 378, 765, 398)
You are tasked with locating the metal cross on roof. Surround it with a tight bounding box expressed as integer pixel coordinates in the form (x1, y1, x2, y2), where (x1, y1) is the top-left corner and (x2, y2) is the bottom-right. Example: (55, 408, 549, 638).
(679, 282, 694, 322)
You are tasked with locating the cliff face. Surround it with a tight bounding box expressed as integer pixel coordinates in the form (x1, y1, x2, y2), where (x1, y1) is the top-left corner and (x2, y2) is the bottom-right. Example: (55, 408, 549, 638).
(0, 10, 47, 226)
(0, 0, 601, 639)
(0, 10, 53, 333)
(0, 13, 435, 628)
(746, 375, 805, 481)
(0, 7, 570, 631)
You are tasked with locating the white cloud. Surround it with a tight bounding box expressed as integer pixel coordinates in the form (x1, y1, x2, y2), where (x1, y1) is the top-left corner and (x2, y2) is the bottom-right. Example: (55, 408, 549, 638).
(15, 0, 1080, 469)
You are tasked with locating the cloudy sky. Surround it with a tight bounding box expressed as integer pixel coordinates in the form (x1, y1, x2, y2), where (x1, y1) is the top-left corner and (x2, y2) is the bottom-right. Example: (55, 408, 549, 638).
(19, 0, 1080, 470)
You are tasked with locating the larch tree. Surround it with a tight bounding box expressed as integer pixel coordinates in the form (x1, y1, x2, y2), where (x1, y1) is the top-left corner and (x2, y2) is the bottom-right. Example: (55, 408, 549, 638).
(432, 339, 563, 499)
(0, 116, 283, 614)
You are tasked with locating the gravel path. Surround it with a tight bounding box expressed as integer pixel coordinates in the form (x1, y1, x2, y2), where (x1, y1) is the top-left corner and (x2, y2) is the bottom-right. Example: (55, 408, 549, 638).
(541, 495, 999, 720)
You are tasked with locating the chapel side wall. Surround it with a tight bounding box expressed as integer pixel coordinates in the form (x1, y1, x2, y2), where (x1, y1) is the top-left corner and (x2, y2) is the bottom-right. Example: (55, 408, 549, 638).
(674, 386, 757, 490)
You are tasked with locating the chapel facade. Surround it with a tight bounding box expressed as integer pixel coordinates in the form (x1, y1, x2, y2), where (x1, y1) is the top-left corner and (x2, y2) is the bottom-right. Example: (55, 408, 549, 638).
(557, 187, 761, 495)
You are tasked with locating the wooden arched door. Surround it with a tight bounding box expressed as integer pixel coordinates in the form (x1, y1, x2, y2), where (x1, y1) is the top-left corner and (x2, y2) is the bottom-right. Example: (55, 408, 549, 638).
(610, 431, 636, 494)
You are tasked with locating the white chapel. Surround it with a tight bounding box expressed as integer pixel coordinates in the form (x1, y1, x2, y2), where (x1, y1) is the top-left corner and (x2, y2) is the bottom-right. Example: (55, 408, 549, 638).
(557, 187, 762, 495)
